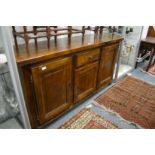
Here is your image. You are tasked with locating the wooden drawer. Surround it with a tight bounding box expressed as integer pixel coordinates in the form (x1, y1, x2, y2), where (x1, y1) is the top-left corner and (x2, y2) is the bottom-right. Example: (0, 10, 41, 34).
(75, 48, 100, 67)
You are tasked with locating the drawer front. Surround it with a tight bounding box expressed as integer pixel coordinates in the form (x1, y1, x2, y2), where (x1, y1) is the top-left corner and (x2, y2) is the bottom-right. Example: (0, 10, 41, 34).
(75, 48, 100, 67)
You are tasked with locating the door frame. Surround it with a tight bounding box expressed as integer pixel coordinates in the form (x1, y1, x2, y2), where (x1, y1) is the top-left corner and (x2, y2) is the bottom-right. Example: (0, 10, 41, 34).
(114, 26, 144, 81)
(0, 26, 31, 129)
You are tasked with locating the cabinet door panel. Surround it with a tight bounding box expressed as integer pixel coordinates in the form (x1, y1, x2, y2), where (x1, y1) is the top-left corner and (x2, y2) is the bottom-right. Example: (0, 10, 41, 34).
(98, 44, 119, 88)
(31, 58, 73, 124)
(74, 62, 98, 103)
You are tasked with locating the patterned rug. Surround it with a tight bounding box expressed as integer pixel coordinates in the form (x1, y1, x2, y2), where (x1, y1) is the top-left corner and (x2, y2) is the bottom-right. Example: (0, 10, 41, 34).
(59, 108, 118, 129)
(95, 75, 155, 129)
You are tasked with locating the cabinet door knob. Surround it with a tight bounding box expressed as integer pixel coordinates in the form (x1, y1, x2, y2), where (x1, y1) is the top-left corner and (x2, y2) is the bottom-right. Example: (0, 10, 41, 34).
(41, 66, 47, 71)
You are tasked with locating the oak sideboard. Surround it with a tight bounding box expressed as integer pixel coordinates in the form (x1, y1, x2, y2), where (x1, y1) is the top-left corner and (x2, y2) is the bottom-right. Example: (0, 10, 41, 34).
(15, 33, 123, 128)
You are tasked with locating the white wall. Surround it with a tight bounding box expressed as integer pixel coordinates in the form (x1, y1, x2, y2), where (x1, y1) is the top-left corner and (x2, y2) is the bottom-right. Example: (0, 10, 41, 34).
(141, 26, 149, 39)
(120, 26, 143, 66)
(0, 28, 4, 52)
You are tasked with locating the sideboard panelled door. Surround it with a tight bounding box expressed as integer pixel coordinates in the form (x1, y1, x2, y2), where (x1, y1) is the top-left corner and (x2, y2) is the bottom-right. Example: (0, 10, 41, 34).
(31, 58, 73, 124)
(98, 44, 119, 88)
(74, 62, 99, 103)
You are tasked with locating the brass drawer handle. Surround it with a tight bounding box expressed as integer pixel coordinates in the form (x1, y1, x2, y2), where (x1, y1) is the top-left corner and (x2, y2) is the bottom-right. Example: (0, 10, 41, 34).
(40, 66, 47, 71)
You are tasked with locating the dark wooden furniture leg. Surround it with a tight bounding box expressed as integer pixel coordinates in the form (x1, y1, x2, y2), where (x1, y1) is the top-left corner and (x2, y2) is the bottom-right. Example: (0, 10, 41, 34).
(94, 26, 99, 34)
(100, 26, 104, 34)
(53, 26, 57, 42)
(82, 26, 85, 38)
(68, 26, 72, 39)
(23, 26, 29, 53)
(68, 26, 72, 44)
(46, 26, 50, 49)
(135, 42, 142, 68)
(12, 26, 19, 53)
(33, 26, 38, 51)
(146, 47, 155, 71)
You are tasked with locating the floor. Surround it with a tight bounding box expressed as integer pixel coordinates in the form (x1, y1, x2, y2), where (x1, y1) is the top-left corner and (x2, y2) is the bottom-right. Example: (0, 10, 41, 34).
(0, 62, 23, 129)
(46, 68, 155, 129)
(0, 117, 22, 129)
(118, 64, 132, 77)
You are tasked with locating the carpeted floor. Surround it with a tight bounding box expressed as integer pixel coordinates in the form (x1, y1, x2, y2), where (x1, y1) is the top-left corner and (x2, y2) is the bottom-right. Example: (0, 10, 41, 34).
(59, 108, 118, 129)
(46, 69, 155, 129)
(95, 75, 155, 128)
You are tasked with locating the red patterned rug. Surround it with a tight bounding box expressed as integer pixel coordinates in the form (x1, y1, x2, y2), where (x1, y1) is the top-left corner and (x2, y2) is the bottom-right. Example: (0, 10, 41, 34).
(95, 75, 155, 129)
(59, 108, 118, 129)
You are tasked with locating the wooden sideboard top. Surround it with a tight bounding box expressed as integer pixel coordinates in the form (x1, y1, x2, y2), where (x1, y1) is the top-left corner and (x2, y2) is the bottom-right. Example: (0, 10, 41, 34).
(15, 33, 123, 66)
